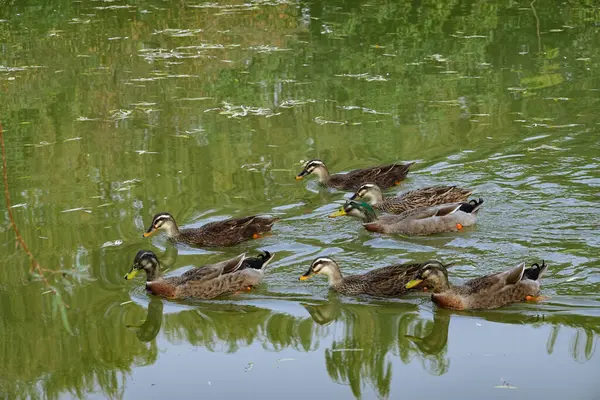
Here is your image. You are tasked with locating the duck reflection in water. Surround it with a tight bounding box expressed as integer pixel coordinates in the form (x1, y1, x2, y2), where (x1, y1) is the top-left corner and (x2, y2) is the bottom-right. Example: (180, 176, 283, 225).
(301, 299, 451, 399)
(127, 297, 164, 343)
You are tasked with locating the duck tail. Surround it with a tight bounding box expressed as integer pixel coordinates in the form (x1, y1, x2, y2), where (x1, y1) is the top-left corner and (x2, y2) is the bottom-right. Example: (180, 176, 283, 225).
(258, 216, 279, 228)
(458, 198, 484, 214)
(523, 260, 549, 281)
(258, 250, 275, 270)
(267, 217, 280, 226)
(242, 250, 275, 270)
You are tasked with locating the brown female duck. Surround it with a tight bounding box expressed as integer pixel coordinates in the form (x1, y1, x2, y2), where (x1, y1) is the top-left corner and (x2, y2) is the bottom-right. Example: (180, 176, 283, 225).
(295, 159, 414, 190)
(299, 257, 453, 297)
(143, 212, 278, 247)
(350, 183, 472, 214)
(405, 261, 549, 310)
(124, 250, 274, 299)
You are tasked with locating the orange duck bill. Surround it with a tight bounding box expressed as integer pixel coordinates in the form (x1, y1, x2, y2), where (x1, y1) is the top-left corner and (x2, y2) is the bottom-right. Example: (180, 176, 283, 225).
(143, 226, 157, 237)
(299, 266, 314, 281)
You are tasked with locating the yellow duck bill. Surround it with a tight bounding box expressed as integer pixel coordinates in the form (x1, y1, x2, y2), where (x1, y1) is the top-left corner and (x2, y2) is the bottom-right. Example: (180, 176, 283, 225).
(328, 208, 347, 218)
(143, 227, 156, 237)
(295, 175, 304, 180)
(299, 267, 314, 281)
(124, 269, 139, 280)
(405, 279, 423, 289)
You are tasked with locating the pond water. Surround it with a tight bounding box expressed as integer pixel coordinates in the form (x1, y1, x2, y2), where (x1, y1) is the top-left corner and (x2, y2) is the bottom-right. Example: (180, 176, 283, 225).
(1, 0, 599, 398)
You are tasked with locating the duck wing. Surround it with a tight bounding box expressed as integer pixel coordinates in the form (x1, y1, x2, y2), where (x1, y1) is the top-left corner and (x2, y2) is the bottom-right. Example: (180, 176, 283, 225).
(178, 253, 246, 283)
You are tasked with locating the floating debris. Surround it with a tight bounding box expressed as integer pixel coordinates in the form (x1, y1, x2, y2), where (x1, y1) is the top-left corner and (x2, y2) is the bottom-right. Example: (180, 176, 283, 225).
(279, 99, 316, 108)
(314, 116, 346, 125)
(334, 73, 387, 82)
(527, 144, 565, 152)
(109, 109, 133, 120)
(166, 74, 198, 79)
(0, 66, 26, 72)
(68, 18, 90, 24)
(94, 5, 135, 9)
(429, 100, 461, 106)
(188, 0, 290, 11)
(566, 276, 583, 282)
(210, 102, 280, 118)
(138, 48, 190, 62)
(153, 28, 203, 37)
(244, 362, 254, 372)
(61, 207, 92, 214)
(337, 105, 390, 115)
(494, 379, 517, 389)
(175, 97, 213, 102)
(101, 240, 123, 248)
(177, 44, 226, 50)
(330, 348, 363, 352)
(134, 150, 159, 155)
(277, 358, 295, 362)
(428, 54, 448, 62)
(25, 141, 55, 148)
(130, 77, 166, 82)
(249, 45, 291, 53)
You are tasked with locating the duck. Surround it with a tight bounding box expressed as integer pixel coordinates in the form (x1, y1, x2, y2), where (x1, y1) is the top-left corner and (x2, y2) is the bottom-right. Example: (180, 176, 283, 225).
(295, 159, 414, 191)
(350, 183, 472, 214)
(328, 198, 483, 235)
(143, 212, 278, 247)
(124, 250, 274, 299)
(405, 260, 549, 310)
(298, 257, 453, 297)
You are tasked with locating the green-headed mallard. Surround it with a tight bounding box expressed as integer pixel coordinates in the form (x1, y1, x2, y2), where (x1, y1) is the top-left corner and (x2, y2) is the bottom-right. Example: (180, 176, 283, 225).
(124, 250, 274, 299)
(144, 212, 278, 247)
(295, 159, 414, 190)
(329, 199, 483, 235)
(298, 257, 453, 297)
(350, 183, 472, 214)
(405, 261, 549, 310)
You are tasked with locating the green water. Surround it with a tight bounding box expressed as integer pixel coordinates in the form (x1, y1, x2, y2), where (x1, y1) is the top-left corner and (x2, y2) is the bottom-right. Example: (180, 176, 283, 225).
(1, 0, 599, 398)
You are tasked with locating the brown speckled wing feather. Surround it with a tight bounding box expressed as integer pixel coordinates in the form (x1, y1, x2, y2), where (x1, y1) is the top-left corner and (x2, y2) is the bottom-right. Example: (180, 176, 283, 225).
(380, 186, 472, 214)
(329, 163, 414, 190)
(180, 215, 278, 247)
(178, 270, 255, 299)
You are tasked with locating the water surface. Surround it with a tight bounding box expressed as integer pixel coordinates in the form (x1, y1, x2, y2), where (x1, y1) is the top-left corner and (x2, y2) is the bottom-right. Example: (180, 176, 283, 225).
(1, 0, 599, 398)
